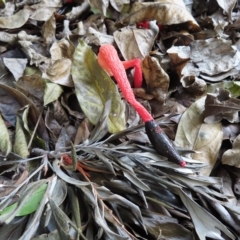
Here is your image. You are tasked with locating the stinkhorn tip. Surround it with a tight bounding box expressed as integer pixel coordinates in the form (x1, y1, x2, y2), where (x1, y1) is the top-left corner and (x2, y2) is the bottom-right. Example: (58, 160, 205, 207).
(180, 161, 186, 167)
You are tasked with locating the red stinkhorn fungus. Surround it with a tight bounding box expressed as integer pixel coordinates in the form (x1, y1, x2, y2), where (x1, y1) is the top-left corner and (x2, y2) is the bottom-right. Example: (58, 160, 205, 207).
(98, 44, 186, 167)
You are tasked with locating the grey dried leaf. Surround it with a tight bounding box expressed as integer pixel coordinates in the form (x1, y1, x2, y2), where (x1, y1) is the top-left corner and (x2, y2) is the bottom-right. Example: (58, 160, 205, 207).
(49, 198, 79, 240)
(3, 58, 28, 81)
(204, 89, 240, 124)
(121, 1, 200, 32)
(114, 25, 158, 60)
(180, 75, 207, 96)
(216, 0, 237, 19)
(86, 27, 114, 46)
(52, 159, 89, 187)
(178, 189, 235, 240)
(18, 40, 49, 66)
(190, 38, 240, 75)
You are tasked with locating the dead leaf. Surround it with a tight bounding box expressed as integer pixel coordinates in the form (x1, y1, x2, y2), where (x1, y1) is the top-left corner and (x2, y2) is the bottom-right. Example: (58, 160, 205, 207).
(216, 0, 237, 19)
(43, 59, 74, 87)
(190, 38, 240, 75)
(142, 55, 169, 102)
(88, 0, 109, 16)
(74, 118, 92, 145)
(204, 89, 240, 124)
(3, 58, 28, 81)
(0, 114, 11, 156)
(114, 24, 158, 60)
(122, 0, 201, 32)
(210, 9, 228, 37)
(50, 39, 75, 61)
(222, 133, 240, 167)
(167, 45, 191, 77)
(0, 9, 32, 29)
(86, 27, 114, 46)
(175, 97, 223, 176)
(180, 75, 207, 96)
(132, 88, 154, 101)
(42, 14, 56, 49)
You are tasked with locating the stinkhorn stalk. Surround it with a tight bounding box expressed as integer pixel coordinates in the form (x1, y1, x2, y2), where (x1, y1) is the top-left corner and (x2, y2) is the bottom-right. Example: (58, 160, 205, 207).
(98, 44, 186, 167)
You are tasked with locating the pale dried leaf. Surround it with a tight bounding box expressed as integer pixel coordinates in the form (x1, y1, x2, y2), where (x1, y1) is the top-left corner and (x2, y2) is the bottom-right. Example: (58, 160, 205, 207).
(190, 38, 240, 75)
(42, 14, 56, 48)
(43, 59, 74, 87)
(204, 89, 240, 124)
(114, 26, 158, 60)
(30, 8, 56, 21)
(122, 0, 200, 32)
(222, 133, 240, 167)
(3, 58, 28, 81)
(0, 9, 32, 29)
(0, 114, 11, 156)
(50, 39, 75, 61)
(86, 27, 114, 46)
(88, 0, 109, 15)
(18, 40, 49, 66)
(44, 83, 63, 106)
(110, 0, 130, 11)
(216, 0, 237, 19)
(175, 97, 223, 176)
(13, 116, 29, 158)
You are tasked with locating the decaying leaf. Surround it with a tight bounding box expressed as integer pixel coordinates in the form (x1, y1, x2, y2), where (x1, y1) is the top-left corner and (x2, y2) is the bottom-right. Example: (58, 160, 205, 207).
(222, 133, 240, 167)
(0, 9, 32, 29)
(181, 75, 207, 96)
(44, 82, 63, 106)
(41, 14, 56, 49)
(178, 189, 235, 240)
(175, 97, 223, 176)
(3, 58, 28, 81)
(121, 0, 201, 32)
(142, 55, 169, 102)
(204, 89, 240, 124)
(114, 23, 158, 60)
(216, 0, 237, 19)
(43, 59, 74, 87)
(0, 114, 11, 156)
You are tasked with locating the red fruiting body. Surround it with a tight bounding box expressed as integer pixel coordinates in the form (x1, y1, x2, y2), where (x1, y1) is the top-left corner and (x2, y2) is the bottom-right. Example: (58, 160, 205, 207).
(98, 44, 152, 122)
(136, 21, 164, 31)
(98, 44, 186, 167)
(136, 21, 150, 29)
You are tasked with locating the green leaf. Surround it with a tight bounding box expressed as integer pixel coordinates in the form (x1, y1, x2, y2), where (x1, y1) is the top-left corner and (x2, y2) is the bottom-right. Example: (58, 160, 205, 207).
(71, 40, 125, 133)
(17, 183, 47, 216)
(0, 114, 12, 156)
(228, 81, 240, 98)
(44, 82, 63, 106)
(0, 182, 47, 218)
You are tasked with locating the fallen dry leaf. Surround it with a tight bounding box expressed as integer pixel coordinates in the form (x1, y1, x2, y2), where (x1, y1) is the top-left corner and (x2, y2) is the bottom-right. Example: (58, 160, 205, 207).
(175, 97, 223, 176)
(114, 24, 158, 60)
(122, 0, 201, 32)
(0, 9, 32, 29)
(222, 133, 240, 167)
(204, 89, 240, 124)
(180, 75, 207, 96)
(142, 55, 169, 102)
